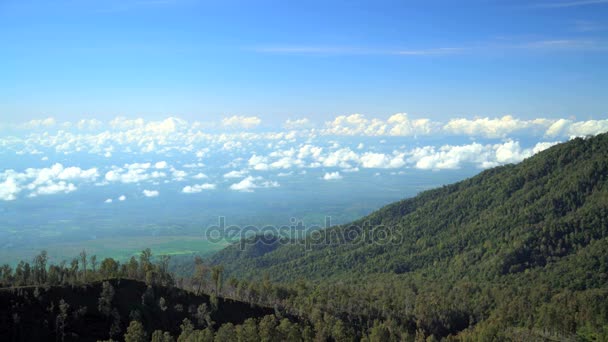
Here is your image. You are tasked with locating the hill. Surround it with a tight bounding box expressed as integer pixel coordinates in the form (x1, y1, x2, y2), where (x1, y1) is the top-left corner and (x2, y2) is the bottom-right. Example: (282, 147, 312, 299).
(0, 279, 276, 341)
(209, 133, 608, 340)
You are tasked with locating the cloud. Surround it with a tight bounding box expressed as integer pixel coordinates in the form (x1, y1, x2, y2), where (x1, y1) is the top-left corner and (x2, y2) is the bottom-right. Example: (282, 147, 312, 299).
(360, 152, 406, 168)
(76, 119, 103, 131)
(142, 189, 159, 197)
(443, 115, 552, 138)
(20, 117, 56, 129)
(229, 176, 279, 192)
(182, 183, 216, 193)
(192, 173, 208, 179)
(31, 181, 77, 196)
(222, 115, 262, 129)
(545, 118, 608, 137)
(224, 170, 249, 178)
(284, 118, 312, 129)
(155, 161, 168, 169)
(104, 198, 113, 203)
(104, 163, 165, 184)
(323, 172, 343, 180)
(323, 113, 437, 137)
(118, 195, 126, 201)
(0, 177, 21, 201)
(408, 140, 560, 170)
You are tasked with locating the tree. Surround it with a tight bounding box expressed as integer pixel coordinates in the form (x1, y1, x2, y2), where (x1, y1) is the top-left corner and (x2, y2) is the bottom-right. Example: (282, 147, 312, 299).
(127, 257, 139, 279)
(100, 258, 119, 279)
(55, 299, 70, 342)
(79, 250, 88, 281)
(258, 315, 277, 342)
(151, 330, 174, 342)
(98, 281, 115, 316)
(193, 257, 208, 295)
(140, 248, 152, 278)
(91, 255, 98, 275)
(211, 265, 224, 295)
(159, 297, 168, 311)
(124, 320, 147, 342)
(0, 264, 13, 285)
(33, 250, 48, 284)
(238, 318, 259, 342)
(177, 318, 194, 342)
(214, 323, 237, 342)
(277, 318, 301, 341)
(69, 258, 79, 283)
(195, 303, 213, 328)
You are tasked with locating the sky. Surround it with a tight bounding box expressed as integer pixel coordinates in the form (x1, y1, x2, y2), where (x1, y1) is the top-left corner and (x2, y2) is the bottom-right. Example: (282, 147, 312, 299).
(1, 0, 607, 123)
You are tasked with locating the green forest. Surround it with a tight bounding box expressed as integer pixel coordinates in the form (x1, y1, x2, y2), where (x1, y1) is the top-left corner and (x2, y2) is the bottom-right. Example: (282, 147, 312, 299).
(2, 133, 608, 341)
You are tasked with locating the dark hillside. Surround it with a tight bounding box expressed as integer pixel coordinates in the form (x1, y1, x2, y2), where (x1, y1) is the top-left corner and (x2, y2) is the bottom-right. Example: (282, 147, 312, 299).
(0, 279, 274, 342)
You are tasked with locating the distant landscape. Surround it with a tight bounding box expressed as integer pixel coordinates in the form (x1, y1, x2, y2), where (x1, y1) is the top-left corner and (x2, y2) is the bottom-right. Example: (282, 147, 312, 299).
(2, 0, 608, 340)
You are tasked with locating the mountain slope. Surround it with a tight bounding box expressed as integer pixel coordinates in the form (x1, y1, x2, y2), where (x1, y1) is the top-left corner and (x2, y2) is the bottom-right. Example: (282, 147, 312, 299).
(209, 133, 608, 339)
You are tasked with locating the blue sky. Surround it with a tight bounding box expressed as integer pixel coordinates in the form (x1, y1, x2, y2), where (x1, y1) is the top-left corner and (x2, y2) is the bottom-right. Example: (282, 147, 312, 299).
(0, 0, 607, 122)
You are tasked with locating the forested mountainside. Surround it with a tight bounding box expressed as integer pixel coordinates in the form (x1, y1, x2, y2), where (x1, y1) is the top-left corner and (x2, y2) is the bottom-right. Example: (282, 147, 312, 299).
(209, 133, 608, 340)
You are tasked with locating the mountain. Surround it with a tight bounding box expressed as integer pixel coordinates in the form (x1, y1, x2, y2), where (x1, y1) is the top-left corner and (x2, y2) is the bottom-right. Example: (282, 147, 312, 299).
(209, 133, 608, 340)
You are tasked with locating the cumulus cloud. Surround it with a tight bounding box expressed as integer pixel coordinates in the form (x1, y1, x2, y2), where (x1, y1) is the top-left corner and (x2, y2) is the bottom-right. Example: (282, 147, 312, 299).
(104, 198, 113, 203)
(323, 172, 343, 180)
(182, 183, 216, 193)
(118, 195, 126, 201)
(360, 152, 406, 168)
(0, 163, 98, 199)
(222, 115, 262, 129)
(20, 117, 56, 129)
(545, 118, 608, 138)
(154, 161, 168, 169)
(323, 113, 437, 136)
(104, 163, 165, 184)
(192, 173, 208, 179)
(224, 170, 249, 178)
(443, 115, 552, 138)
(229, 176, 279, 192)
(31, 181, 77, 196)
(142, 189, 159, 197)
(0, 177, 21, 201)
(408, 140, 560, 170)
(284, 118, 311, 129)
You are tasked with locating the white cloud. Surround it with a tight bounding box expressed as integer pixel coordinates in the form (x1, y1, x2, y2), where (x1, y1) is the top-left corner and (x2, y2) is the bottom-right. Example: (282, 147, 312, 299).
(222, 115, 262, 129)
(182, 183, 216, 193)
(323, 113, 437, 136)
(104, 198, 113, 203)
(323, 172, 343, 180)
(387, 113, 436, 136)
(443, 115, 551, 138)
(408, 140, 561, 170)
(155, 161, 168, 169)
(229, 176, 279, 192)
(224, 170, 249, 178)
(76, 119, 103, 131)
(32, 181, 77, 196)
(284, 118, 311, 129)
(118, 195, 126, 201)
(192, 173, 208, 179)
(545, 118, 608, 138)
(360, 152, 406, 168)
(142, 189, 159, 197)
(172, 169, 188, 181)
(21, 117, 56, 129)
(0, 177, 21, 201)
